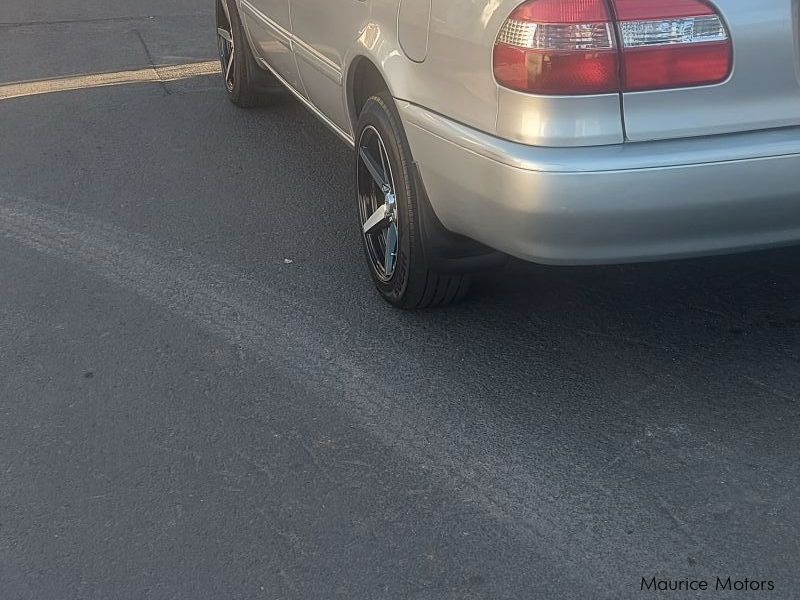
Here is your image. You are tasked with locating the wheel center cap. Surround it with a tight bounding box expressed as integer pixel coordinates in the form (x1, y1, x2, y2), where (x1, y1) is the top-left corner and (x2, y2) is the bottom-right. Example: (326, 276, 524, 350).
(384, 191, 396, 221)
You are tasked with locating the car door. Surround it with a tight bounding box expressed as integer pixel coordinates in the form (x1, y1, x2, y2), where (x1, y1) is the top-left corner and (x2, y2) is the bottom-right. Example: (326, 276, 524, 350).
(238, 0, 304, 93)
(290, 0, 370, 132)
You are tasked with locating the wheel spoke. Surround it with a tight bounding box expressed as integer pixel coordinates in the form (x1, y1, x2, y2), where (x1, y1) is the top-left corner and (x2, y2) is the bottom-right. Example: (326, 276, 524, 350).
(363, 204, 390, 235)
(225, 47, 235, 83)
(217, 27, 233, 43)
(358, 146, 390, 192)
(377, 138, 389, 186)
(384, 222, 398, 275)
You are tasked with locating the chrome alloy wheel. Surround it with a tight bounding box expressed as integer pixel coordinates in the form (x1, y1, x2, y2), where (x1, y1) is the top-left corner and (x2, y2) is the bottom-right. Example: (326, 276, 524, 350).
(357, 125, 400, 282)
(216, 1, 235, 92)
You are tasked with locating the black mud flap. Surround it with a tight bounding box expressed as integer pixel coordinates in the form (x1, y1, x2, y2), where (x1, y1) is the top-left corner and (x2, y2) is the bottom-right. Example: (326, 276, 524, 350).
(413, 162, 507, 274)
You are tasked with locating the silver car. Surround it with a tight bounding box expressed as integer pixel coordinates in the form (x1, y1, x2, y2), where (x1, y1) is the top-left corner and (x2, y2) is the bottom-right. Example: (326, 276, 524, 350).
(215, 0, 800, 308)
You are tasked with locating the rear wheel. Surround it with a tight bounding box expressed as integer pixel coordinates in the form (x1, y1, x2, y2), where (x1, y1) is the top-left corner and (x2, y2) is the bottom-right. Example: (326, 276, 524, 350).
(356, 92, 471, 308)
(216, 0, 281, 107)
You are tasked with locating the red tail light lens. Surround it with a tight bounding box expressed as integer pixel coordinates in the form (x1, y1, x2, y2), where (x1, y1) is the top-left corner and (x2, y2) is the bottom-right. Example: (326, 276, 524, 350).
(492, 0, 620, 95)
(493, 0, 732, 95)
(615, 0, 732, 91)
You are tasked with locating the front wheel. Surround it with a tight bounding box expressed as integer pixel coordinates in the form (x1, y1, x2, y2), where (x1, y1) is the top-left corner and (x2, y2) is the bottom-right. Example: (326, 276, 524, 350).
(216, 0, 281, 107)
(355, 92, 471, 309)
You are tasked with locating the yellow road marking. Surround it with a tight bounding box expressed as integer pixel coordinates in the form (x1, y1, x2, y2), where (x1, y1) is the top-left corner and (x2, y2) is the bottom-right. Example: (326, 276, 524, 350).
(0, 60, 222, 100)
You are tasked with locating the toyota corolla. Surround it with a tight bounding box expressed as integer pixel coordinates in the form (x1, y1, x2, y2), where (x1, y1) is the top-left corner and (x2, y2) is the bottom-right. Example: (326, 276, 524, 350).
(216, 0, 800, 307)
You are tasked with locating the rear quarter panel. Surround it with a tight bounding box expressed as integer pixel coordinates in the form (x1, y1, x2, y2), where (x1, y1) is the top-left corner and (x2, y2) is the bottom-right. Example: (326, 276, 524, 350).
(362, 0, 623, 147)
(359, 0, 501, 138)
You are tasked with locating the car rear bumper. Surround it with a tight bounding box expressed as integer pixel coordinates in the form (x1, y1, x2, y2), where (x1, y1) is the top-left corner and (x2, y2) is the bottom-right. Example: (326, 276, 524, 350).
(399, 101, 800, 265)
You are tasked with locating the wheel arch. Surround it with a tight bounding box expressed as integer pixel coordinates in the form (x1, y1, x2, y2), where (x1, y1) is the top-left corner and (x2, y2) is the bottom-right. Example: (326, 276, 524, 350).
(346, 55, 393, 134)
(344, 47, 506, 275)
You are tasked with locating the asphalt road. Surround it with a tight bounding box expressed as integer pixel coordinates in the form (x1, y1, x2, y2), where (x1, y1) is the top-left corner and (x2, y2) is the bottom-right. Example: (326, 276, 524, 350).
(1, 2, 799, 598)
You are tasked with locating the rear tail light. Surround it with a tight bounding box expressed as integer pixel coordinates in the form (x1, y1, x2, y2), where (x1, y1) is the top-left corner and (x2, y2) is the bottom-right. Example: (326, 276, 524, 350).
(615, 0, 731, 91)
(493, 0, 732, 95)
(493, 0, 619, 94)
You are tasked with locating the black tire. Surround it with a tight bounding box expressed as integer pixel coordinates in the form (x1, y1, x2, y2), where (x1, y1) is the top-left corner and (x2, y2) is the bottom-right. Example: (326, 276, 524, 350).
(355, 92, 471, 309)
(216, 0, 282, 108)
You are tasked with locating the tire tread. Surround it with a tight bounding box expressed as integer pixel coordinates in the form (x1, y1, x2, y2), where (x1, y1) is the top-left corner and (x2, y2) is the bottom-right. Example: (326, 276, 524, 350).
(413, 271, 470, 309)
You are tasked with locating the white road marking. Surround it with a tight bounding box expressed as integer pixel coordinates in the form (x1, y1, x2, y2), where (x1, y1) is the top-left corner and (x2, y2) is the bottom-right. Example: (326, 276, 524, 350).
(0, 60, 221, 101)
(0, 193, 697, 588)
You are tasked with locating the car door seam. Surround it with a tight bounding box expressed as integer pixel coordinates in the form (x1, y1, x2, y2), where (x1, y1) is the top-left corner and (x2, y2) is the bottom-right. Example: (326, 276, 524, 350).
(241, 0, 342, 85)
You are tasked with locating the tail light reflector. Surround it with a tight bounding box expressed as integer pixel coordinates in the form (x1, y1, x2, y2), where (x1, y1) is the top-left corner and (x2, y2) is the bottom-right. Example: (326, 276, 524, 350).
(493, 0, 732, 95)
